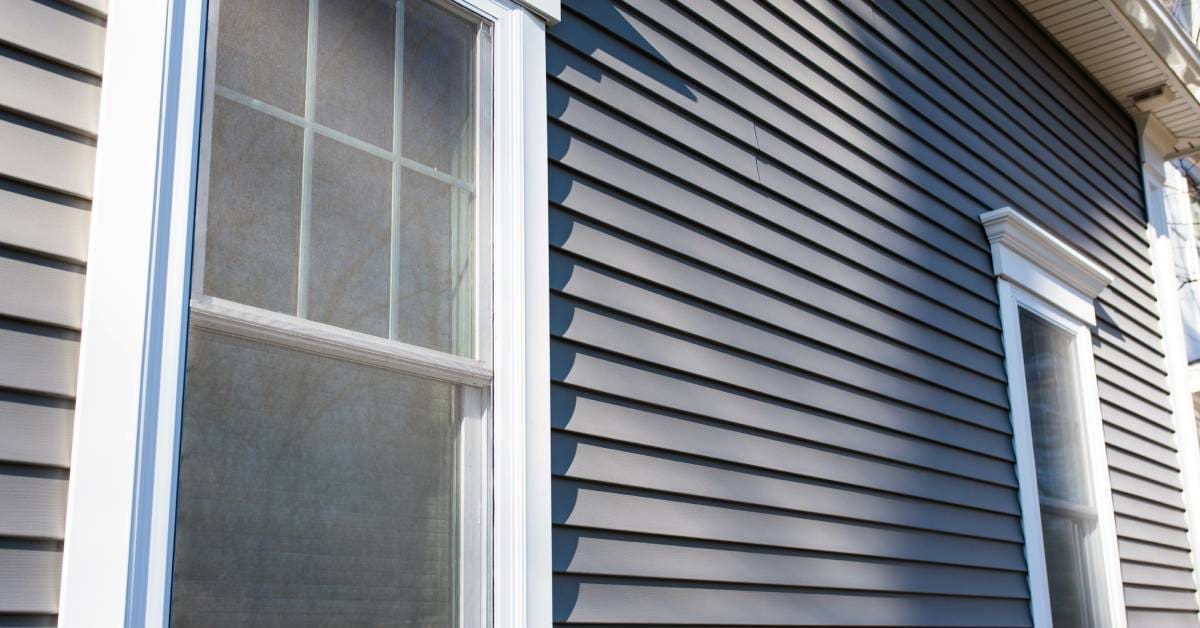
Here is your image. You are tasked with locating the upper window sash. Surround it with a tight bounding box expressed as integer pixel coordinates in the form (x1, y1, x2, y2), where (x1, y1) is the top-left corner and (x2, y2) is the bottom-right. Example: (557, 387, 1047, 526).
(192, 0, 491, 361)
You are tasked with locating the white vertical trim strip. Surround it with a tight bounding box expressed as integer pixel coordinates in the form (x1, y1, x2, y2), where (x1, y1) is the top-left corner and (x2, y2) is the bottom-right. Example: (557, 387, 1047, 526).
(57, 0, 207, 624)
(1071, 302, 1130, 628)
(996, 281, 1054, 628)
(389, 0, 406, 340)
(473, 15, 495, 368)
(188, 0, 220, 299)
(491, 2, 524, 624)
(297, 0, 319, 318)
(1139, 111, 1200, 610)
(518, 9, 551, 626)
(459, 385, 489, 627)
(130, 0, 208, 622)
(485, 0, 550, 625)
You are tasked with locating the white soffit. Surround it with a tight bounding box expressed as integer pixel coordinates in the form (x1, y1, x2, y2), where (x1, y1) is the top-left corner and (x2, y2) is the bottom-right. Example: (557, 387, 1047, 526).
(981, 207, 1114, 324)
(1020, 0, 1200, 154)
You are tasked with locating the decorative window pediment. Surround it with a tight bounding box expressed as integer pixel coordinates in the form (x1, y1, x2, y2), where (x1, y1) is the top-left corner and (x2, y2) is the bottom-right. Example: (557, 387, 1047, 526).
(980, 207, 1113, 324)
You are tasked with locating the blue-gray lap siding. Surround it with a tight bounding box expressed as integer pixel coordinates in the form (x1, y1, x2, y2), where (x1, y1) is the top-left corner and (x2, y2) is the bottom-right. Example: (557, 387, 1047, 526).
(546, 0, 1196, 625)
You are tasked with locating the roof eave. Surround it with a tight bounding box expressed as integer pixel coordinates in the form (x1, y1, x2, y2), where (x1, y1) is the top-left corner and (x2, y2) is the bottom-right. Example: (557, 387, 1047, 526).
(1021, 0, 1200, 153)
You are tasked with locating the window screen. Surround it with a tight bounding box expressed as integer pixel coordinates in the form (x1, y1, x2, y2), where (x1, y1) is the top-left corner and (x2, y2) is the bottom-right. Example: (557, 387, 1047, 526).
(171, 0, 490, 625)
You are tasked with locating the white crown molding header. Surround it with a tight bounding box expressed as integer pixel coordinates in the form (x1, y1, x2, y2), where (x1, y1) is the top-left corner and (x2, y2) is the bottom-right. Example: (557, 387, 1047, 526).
(980, 207, 1114, 324)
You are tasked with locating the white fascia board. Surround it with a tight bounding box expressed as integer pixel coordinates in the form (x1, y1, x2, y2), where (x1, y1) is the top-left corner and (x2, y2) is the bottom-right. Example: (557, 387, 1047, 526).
(1114, 0, 1200, 104)
(1109, 0, 1200, 151)
(980, 207, 1114, 325)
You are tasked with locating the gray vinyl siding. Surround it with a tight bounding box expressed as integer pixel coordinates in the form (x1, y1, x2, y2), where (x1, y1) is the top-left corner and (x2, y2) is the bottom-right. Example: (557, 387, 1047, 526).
(547, 0, 1193, 625)
(0, 0, 104, 622)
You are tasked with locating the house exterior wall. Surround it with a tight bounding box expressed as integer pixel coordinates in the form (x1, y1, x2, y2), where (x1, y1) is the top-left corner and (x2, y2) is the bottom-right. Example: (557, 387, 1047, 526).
(546, 0, 1196, 625)
(0, 0, 1194, 625)
(0, 0, 104, 621)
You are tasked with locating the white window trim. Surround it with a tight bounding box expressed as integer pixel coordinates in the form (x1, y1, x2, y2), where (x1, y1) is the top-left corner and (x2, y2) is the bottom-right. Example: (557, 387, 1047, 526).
(981, 208, 1126, 628)
(57, 0, 553, 625)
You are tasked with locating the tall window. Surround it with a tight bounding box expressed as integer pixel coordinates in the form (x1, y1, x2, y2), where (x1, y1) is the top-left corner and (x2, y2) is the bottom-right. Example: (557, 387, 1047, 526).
(171, 0, 491, 625)
(1019, 307, 1103, 626)
(981, 207, 1123, 627)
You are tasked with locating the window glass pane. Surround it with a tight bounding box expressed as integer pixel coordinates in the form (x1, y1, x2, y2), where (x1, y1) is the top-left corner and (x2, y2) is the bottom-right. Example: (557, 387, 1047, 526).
(1020, 308, 1090, 505)
(401, 0, 477, 175)
(395, 169, 474, 355)
(1041, 513, 1095, 628)
(170, 329, 458, 626)
(202, 101, 303, 314)
(308, 136, 392, 336)
(1019, 307, 1099, 626)
(215, 0, 308, 116)
(315, 0, 395, 149)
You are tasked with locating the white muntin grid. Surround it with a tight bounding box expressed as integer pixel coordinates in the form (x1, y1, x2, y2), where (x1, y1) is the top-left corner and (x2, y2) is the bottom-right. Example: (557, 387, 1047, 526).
(198, 0, 486, 359)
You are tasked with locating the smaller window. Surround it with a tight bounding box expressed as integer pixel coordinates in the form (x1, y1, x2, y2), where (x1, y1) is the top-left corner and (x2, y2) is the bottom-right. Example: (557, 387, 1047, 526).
(981, 207, 1123, 627)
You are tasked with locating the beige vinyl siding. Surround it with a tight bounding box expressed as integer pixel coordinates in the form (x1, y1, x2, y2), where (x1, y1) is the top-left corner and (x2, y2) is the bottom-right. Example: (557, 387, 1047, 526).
(0, 0, 104, 621)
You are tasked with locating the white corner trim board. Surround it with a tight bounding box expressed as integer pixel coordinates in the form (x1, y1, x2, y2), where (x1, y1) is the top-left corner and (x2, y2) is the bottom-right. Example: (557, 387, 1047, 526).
(490, 2, 553, 626)
(980, 207, 1114, 324)
(1140, 111, 1200, 611)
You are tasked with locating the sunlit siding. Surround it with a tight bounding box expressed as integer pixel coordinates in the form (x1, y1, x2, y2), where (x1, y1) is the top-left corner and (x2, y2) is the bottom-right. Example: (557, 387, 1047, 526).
(546, 0, 1189, 625)
(0, 0, 104, 623)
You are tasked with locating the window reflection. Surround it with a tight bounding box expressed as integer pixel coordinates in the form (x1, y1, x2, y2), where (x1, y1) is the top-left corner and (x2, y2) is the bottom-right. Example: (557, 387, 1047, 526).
(1019, 308, 1099, 627)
